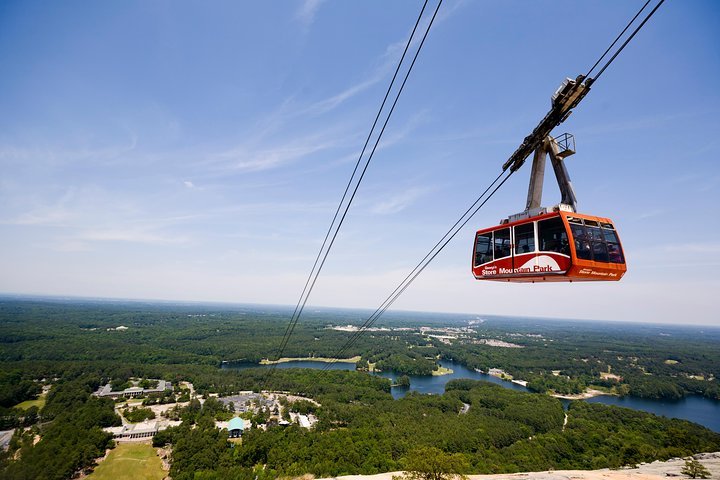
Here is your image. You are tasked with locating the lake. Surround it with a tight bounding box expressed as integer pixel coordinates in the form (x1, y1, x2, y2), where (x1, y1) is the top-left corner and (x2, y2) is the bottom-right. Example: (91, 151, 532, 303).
(223, 359, 720, 432)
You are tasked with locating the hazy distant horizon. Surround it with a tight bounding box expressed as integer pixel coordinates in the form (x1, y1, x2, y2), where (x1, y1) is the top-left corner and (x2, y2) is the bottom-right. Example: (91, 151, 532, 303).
(3, 291, 719, 329)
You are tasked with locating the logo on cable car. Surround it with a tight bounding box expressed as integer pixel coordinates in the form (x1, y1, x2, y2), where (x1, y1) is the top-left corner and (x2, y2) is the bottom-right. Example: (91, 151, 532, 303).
(579, 268, 619, 278)
(481, 255, 564, 276)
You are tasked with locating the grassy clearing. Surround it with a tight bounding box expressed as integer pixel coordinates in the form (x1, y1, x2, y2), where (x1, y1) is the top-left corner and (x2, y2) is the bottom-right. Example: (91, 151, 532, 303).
(14, 394, 46, 410)
(432, 366, 454, 376)
(88, 442, 165, 480)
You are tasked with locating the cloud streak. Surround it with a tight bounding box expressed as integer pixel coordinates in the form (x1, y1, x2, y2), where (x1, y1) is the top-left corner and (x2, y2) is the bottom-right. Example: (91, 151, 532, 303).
(215, 141, 334, 173)
(74, 227, 190, 245)
(0, 135, 138, 168)
(296, 0, 325, 28)
(371, 186, 433, 215)
(290, 1, 464, 121)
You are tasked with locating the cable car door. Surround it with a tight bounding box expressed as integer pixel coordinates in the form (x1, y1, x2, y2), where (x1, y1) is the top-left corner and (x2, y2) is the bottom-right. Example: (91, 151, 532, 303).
(512, 222, 536, 274)
(492, 227, 512, 273)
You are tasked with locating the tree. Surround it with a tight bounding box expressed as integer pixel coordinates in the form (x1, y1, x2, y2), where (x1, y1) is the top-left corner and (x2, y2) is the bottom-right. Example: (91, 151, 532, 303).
(356, 358, 369, 371)
(681, 458, 711, 479)
(22, 406, 39, 427)
(396, 446, 469, 480)
(124, 406, 155, 422)
(397, 375, 411, 388)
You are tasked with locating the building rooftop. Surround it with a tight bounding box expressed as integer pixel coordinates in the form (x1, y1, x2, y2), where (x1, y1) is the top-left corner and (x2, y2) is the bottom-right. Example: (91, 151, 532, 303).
(94, 379, 172, 397)
(228, 417, 245, 431)
(298, 415, 311, 429)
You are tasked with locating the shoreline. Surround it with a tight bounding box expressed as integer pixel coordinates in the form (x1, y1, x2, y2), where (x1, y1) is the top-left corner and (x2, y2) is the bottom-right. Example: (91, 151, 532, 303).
(259, 356, 361, 365)
(474, 368, 612, 400)
(550, 388, 614, 400)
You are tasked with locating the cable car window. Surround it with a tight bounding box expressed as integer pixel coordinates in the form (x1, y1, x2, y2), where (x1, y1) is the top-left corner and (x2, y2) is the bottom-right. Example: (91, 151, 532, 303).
(586, 225, 603, 242)
(570, 223, 592, 260)
(474, 233, 493, 266)
(567, 221, 625, 263)
(538, 217, 569, 254)
(494, 228, 511, 259)
(601, 225, 624, 263)
(592, 241, 609, 262)
(607, 243, 624, 264)
(567, 216, 583, 225)
(514, 223, 535, 254)
(601, 222, 614, 229)
(602, 228, 619, 244)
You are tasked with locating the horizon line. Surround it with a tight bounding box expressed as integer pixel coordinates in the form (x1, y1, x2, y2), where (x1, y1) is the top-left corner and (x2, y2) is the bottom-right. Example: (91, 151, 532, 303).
(1, 291, 717, 329)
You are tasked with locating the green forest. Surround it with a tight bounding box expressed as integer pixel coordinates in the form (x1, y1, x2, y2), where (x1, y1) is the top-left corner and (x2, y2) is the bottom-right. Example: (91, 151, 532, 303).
(1, 298, 720, 479)
(1, 299, 718, 401)
(154, 372, 720, 479)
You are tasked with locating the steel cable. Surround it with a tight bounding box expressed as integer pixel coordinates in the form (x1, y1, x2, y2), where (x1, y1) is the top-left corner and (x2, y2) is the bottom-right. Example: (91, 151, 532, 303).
(263, 0, 443, 387)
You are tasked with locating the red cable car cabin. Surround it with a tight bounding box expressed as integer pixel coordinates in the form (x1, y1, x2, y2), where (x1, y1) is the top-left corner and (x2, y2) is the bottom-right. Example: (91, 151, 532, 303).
(472, 211, 626, 282)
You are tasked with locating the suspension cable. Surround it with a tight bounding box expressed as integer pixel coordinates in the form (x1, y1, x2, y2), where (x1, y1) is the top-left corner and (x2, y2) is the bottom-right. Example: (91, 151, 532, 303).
(592, 0, 665, 82)
(263, 0, 443, 386)
(585, 0, 653, 79)
(269, 0, 429, 373)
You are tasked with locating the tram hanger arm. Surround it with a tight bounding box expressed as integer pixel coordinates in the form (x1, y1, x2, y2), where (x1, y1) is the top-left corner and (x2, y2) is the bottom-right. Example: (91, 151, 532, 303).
(502, 75, 593, 173)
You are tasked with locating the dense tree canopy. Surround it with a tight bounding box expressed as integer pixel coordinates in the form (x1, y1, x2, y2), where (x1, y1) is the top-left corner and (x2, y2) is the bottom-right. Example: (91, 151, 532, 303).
(0, 378, 119, 480)
(1, 299, 719, 479)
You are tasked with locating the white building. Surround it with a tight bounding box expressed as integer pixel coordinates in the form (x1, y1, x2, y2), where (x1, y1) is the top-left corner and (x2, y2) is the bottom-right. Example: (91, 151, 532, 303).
(104, 419, 181, 441)
(95, 379, 173, 399)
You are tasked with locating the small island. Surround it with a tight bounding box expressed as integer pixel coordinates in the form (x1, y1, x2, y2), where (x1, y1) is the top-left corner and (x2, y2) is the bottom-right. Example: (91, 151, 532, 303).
(396, 375, 411, 388)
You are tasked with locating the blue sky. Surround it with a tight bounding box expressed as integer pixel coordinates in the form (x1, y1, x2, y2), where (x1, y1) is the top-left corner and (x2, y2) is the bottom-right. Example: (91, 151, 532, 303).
(1, 1, 719, 324)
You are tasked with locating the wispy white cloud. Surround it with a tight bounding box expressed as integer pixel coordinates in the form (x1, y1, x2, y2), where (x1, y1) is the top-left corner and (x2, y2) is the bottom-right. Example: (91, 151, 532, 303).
(3, 188, 81, 227)
(11, 206, 74, 227)
(371, 186, 433, 215)
(216, 200, 334, 216)
(51, 240, 94, 252)
(574, 111, 717, 138)
(663, 172, 719, 193)
(301, 72, 387, 116)
(183, 180, 195, 188)
(0, 135, 138, 168)
(193, 118, 363, 177)
(634, 208, 667, 220)
(215, 141, 332, 173)
(304, 110, 430, 176)
(296, 0, 326, 28)
(292, 2, 464, 119)
(659, 242, 720, 254)
(195, 4, 464, 180)
(75, 227, 189, 245)
(628, 242, 720, 272)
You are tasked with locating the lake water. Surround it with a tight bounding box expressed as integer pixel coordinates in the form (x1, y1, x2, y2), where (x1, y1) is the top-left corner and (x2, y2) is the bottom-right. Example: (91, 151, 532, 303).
(223, 359, 720, 432)
(585, 394, 720, 433)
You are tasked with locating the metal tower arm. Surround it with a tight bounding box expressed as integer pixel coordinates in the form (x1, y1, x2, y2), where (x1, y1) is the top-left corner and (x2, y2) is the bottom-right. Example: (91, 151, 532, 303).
(522, 134, 577, 218)
(502, 75, 593, 173)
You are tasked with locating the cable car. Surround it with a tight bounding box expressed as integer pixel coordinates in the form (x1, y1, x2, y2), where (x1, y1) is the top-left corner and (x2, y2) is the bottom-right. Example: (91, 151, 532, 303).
(472, 132, 626, 282)
(472, 210, 626, 282)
